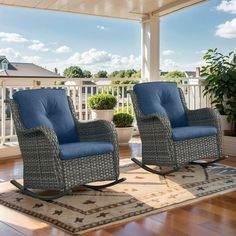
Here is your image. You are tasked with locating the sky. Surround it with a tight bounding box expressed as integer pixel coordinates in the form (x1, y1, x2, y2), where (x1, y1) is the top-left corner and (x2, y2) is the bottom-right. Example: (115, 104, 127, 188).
(0, 0, 235, 74)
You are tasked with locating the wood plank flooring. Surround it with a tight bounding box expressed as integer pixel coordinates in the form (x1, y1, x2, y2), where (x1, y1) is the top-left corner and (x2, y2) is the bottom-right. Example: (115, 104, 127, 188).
(0, 141, 235, 236)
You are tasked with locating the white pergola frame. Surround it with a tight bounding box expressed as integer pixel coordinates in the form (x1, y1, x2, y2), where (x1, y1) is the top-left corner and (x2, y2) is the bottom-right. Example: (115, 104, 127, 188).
(0, 0, 207, 81)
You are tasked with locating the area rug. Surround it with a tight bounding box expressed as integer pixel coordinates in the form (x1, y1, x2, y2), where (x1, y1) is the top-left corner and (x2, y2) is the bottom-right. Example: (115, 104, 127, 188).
(0, 159, 236, 235)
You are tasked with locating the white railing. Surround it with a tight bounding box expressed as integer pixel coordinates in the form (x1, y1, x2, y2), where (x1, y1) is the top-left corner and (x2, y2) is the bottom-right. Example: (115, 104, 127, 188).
(0, 77, 211, 145)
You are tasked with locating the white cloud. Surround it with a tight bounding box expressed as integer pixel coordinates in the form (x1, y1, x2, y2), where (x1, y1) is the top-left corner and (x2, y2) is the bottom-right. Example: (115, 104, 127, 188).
(67, 48, 112, 65)
(195, 50, 207, 54)
(0, 32, 28, 43)
(217, 0, 236, 14)
(0, 48, 22, 61)
(28, 41, 49, 52)
(31, 39, 40, 44)
(0, 47, 41, 64)
(162, 50, 175, 56)
(43, 48, 140, 74)
(160, 58, 206, 72)
(55, 45, 71, 53)
(215, 18, 236, 38)
(22, 56, 41, 64)
(97, 25, 109, 31)
(161, 59, 179, 71)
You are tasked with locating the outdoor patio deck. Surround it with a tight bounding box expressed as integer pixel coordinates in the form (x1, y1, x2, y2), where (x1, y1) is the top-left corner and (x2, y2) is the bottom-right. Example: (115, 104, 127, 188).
(0, 137, 235, 236)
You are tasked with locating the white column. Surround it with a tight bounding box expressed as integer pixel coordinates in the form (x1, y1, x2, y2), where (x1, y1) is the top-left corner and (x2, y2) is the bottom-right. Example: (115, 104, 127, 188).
(141, 16, 160, 82)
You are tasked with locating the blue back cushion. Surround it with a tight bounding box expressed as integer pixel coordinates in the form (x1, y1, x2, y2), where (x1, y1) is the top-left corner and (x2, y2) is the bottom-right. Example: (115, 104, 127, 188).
(13, 89, 79, 144)
(133, 82, 188, 127)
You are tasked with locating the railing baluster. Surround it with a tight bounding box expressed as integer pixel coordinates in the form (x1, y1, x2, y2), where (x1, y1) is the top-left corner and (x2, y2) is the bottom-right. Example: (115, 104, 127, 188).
(85, 86, 88, 120)
(121, 86, 124, 112)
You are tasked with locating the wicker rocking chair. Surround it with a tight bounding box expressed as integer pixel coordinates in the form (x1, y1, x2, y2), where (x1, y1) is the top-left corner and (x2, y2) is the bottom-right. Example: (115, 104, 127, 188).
(129, 82, 226, 176)
(6, 88, 125, 200)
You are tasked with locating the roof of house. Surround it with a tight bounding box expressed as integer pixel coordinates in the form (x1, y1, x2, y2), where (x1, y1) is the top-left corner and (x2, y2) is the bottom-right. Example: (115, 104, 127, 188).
(185, 71, 196, 77)
(0, 61, 62, 78)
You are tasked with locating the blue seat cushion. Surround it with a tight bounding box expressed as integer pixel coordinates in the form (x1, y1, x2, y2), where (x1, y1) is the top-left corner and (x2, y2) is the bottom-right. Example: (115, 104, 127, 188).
(60, 142, 114, 160)
(172, 126, 217, 141)
(133, 82, 188, 128)
(13, 89, 78, 144)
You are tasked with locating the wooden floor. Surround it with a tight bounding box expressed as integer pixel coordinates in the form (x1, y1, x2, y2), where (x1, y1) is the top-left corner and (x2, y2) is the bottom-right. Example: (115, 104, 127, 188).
(0, 142, 236, 236)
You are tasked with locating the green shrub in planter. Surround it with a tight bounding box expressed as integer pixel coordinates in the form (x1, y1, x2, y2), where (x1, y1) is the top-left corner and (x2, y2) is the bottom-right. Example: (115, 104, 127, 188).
(88, 94, 117, 110)
(113, 113, 134, 127)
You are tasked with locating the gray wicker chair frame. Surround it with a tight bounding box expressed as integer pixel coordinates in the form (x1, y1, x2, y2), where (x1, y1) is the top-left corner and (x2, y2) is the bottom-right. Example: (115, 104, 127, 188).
(129, 88, 226, 176)
(6, 97, 125, 200)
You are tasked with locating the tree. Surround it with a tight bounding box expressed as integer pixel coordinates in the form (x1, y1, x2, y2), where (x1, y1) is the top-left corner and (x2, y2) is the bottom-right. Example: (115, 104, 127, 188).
(133, 70, 141, 78)
(83, 70, 92, 78)
(116, 70, 126, 78)
(63, 66, 84, 78)
(125, 69, 137, 78)
(95, 70, 108, 78)
(109, 71, 119, 78)
(163, 71, 185, 79)
(109, 69, 140, 78)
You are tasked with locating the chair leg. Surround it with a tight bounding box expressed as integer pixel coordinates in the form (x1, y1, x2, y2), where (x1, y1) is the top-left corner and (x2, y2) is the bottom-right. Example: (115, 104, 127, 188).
(190, 156, 228, 167)
(10, 180, 68, 201)
(131, 158, 180, 176)
(83, 178, 126, 190)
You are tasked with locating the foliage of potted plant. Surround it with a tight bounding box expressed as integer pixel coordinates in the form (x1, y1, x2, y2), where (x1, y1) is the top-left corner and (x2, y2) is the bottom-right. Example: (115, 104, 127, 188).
(88, 94, 117, 121)
(201, 48, 236, 156)
(113, 113, 134, 145)
(201, 48, 236, 132)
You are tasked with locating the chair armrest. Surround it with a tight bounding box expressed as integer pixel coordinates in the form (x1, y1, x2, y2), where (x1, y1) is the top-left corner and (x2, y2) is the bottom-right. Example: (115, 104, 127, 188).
(77, 120, 119, 164)
(140, 112, 172, 132)
(186, 108, 221, 128)
(19, 126, 59, 148)
(77, 120, 118, 144)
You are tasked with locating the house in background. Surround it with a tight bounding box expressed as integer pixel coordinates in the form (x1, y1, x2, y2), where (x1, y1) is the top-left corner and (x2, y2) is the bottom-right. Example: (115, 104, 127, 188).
(0, 56, 62, 78)
(182, 67, 202, 85)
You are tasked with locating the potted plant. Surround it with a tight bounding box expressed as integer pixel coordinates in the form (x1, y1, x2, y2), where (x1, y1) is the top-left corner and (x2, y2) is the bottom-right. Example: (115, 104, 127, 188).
(201, 49, 236, 156)
(113, 113, 134, 145)
(88, 94, 117, 121)
(201, 48, 236, 132)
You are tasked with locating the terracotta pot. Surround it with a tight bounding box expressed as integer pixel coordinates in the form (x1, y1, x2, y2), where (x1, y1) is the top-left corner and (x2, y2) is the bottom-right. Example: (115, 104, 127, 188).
(91, 109, 114, 121)
(116, 127, 133, 145)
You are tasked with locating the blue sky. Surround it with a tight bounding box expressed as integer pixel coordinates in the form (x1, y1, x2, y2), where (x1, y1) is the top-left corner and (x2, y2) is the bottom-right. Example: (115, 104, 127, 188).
(0, 0, 235, 74)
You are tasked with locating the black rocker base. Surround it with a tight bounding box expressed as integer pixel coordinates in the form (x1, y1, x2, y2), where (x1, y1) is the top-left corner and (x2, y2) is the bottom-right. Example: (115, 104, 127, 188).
(131, 158, 180, 176)
(10, 180, 68, 201)
(190, 156, 228, 167)
(11, 178, 126, 200)
(83, 178, 126, 190)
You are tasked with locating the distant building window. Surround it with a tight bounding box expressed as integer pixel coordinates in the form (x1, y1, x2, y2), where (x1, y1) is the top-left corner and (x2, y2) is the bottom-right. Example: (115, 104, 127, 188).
(2, 62, 8, 70)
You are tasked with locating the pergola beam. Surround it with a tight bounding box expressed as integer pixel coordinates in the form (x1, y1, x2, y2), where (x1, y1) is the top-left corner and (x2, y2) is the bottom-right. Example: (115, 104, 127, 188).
(152, 0, 207, 17)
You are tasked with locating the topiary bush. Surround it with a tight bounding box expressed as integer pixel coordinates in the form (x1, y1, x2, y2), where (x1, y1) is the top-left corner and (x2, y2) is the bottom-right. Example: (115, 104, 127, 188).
(113, 113, 134, 127)
(88, 94, 117, 110)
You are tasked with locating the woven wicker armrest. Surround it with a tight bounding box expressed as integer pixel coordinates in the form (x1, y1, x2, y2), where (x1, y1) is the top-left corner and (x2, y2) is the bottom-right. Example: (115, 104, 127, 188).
(141, 112, 172, 132)
(77, 120, 118, 143)
(19, 126, 59, 147)
(186, 108, 220, 127)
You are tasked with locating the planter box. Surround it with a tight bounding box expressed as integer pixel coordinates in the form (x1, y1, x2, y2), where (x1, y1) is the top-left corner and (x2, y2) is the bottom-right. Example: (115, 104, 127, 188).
(222, 131, 236, 156)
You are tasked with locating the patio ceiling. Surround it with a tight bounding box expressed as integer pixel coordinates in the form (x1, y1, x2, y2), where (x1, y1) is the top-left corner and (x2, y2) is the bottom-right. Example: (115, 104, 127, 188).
(0, 0, 207, 20)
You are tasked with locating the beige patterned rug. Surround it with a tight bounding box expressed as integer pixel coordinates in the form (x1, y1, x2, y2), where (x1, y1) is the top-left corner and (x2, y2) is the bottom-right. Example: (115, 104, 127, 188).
(0, 159, 236, 235)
